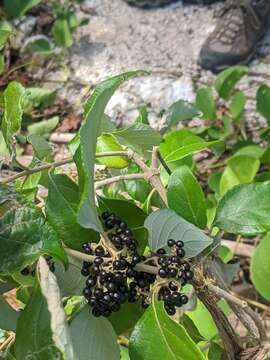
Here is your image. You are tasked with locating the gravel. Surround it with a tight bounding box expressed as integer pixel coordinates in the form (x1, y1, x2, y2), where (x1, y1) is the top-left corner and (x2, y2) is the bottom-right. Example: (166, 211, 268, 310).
(57, 0, 270, 131)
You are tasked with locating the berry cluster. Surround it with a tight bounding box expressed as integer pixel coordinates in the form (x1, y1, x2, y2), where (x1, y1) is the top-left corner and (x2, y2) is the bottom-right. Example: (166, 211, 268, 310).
(81, 212, 193, 317)
(21, 255, 55, 276)
(157, 239, 194, 315)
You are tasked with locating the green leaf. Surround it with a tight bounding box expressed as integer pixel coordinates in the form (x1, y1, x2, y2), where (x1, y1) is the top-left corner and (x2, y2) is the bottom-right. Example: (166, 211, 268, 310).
(251, 233, 270, 301)
(0, 295, 19, 331)
(109, 302, 144, 335)
(0, 21, 12, 49)
(219, 155, 260, 195)
(27, 116, 59, 137)
(55, 257, 85, 297)
(129, 298, 204, 360)
(70, 306, 119, 360)
(76, 71, 145, 231)
(135, 106, 149, 124)
(29, 38, 53, 55)
(186, 299, 217, 341)
(234, 145, 264, 160)
(96, 133, 129, 169)
(196, 87, 216, 120)
(113, 122, 161, 154)
(164, 140, 219, 163)
(27, 87, 56, 108)
(215, 65, 248, 100)
(163, 99, 199, 132)
(1, 81, 25, 152)
(257, 84, 270, 125)
(46, 174, 98, 251)
(144, 209, 212, 257)
(52, 19, 73, 48)
(229, 91, 246, 120)
(168, 166, 207, 229)
(0, 206, 67, 274)
(4, 0, 41, 17)
(28, 134, 53, 160)
(215, 182, 270, 235)
(122, 164, 151, 204)
(0, 53, 5, 75)
(15, 257, 75, 360)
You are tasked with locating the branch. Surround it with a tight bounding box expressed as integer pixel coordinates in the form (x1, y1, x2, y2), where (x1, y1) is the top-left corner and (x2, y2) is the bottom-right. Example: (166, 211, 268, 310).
(95, 173, 145, 189)
(207, 284, 267, 342)
(0, 151, 129, 185)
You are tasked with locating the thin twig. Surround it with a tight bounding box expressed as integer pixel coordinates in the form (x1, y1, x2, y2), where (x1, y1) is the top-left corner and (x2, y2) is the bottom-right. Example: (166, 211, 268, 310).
(157, 149, 172, 175)
(95, 173, 145, 189)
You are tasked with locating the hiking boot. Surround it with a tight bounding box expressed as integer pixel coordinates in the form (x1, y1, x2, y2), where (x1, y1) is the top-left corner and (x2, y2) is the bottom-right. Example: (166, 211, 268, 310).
(199, 0, 270, 72)
(122, 0, 218, 8)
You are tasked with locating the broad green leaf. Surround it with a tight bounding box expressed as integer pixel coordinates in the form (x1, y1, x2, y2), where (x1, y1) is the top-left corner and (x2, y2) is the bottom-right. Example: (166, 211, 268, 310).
(219, 155, 260, 195)
(113, 122, 161, 154)
(168, 166, 207, 229)
(16, 171, 41, 201)
(77, 71, 144, 231)
(52, 19, 73, 48)
(55, 257, 85, 297)
(215, 182, 270, 235)
(215, 65, 248, 100)
(29, 38, 53, 55)
(46, 174, 99, 251)
(28, 134, 52, 160)
(0, 206, 67, 274)
(1, 81, 25, 152)
(163, 99, 199, 132)
(196, 87, 216, 120)
(229, 91, 246, 120)
(186, 299, 217, 341)
(4, 0, 41, 17)
(251, 233, 270, 301)
(257, 84, 270, 125)
(208, 172, 222, 194)
(0, 295, 19, 331)
(109, 302, 144, 335)
(96, 133, 129, 169)
(15, 257, 75, 360)
(0, 21, 12, 49)
(27, 87, 56, 108)
(27, 116, 59, 136)
(144, 209, 212, 257)
(70, 306, 119, 360)
(164, 140, 219, 163)
(129, 298, 204, 360)
(122, 165, 151, 204)
(234, 145, 264, 160)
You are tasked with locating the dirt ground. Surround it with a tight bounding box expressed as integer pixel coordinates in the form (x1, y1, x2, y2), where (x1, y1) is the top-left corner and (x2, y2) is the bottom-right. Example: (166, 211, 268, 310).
(51, 0, 270, 130)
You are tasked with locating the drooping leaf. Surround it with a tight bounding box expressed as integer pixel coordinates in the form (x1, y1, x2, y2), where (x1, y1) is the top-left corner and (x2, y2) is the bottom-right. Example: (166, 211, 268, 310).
(219, 155, 260, 195)
(196, 87, 216, 120)
(46, 174, 98, 251)
(28, 134, 53, 160)
(251, 233, 270, 301)
(1, 81, 25, 152)
(229, 91, 246, 120)
(257, 84, 270, 125)
(168, 166, 207, 229)
(29, 38, 53, 55)
(0, 21, 12, 49)
(4, 0, 41, 17)
(70, 306, 119, 360)
(0, 295, 19, 331)
(129, 298, 204, 360)
(215, 65, 248, 100)
(27, 116, 59, 137)
(76, 71, 145, 231)
(27, 87, 56, 108)
(15, 257, 75, 360)
(0, 206, 67, 274)
(96, 133, 129, 169)
(113, 122, 161, 154)
(144, 209, 212, 258)
(52, 19, 73, 48)
(215, 182, 270, 235)
(163, 99, 199, 132)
